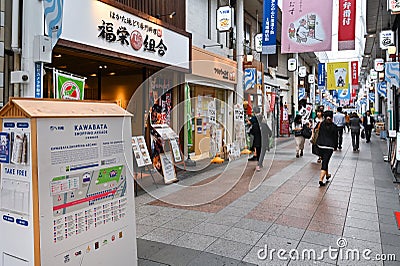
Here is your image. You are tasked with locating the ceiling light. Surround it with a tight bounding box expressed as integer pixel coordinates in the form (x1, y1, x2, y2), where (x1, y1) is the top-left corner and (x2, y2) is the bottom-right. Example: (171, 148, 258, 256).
(90, 73, 97, 77)
(109, 72, 116, 76)
(54, 54, 62, 58)
(58, 65, 67, 69)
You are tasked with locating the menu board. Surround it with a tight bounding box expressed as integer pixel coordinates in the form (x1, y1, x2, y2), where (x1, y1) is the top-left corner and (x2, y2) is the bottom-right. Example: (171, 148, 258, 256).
(152, 124, 179, 140)
(132, 136, 152, 167)
(170, 139, 182, 162)
(160, 152, 177, 184)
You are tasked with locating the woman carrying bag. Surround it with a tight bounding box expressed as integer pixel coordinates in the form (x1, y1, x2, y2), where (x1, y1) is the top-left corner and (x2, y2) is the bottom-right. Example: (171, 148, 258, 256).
(316, 111, 338, 186)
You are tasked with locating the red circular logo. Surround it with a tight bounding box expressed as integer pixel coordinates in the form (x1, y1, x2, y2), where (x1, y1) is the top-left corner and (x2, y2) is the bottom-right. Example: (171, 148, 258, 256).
(130, 30, 143, 50)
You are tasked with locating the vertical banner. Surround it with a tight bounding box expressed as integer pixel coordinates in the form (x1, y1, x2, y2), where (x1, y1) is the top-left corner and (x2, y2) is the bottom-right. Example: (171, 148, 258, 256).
(281, 0, 333, 53)
(262, 0, 277, 54)
(318, 63, 326, 87)
(351, 61, 358, 86)
(185, 84, 193, 146)
(43, 0, 64, 48)
(377, 81, 387, 98)
(338, 0, 356, 50)
(298, 87, 306, 100)
(34, 62, 43, 98)
(54, 69, 86, 100)
(244, 68, 256, 92)
(385, 62, 400, 88)
(327, 62, 349, 90)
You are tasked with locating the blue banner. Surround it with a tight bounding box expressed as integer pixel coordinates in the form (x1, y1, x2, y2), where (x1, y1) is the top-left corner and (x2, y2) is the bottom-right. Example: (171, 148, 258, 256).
(262, 0, 277, 54)
(377, 81, 387, 98)
(318, 63, 326, 87)
(34, 62, 42, 98)
(369, 93, 375, 102)
(385, 62, 400, 88)
(44, 0, 64, 48)
(298, 87, 306, 100)
(244, 68, 256, 91)
(338, 89, 350, 100)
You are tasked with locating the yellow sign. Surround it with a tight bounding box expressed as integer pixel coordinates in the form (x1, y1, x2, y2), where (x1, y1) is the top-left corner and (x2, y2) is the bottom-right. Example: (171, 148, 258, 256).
(327, 62, 349, 90)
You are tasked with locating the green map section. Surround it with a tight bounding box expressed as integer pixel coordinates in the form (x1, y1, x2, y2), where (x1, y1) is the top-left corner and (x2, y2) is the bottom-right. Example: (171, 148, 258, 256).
(52, 176, 66, 181)
(97, 165, 123, 184)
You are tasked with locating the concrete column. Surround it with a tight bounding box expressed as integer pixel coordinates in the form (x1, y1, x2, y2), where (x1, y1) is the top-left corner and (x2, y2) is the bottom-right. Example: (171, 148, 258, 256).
(236, 0, 244, 103)
(21, 0, 44, 97)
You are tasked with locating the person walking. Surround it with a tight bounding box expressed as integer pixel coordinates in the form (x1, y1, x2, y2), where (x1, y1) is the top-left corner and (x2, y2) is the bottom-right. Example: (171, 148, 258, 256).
(362, 110, 375, 143)
(257, 117, 272, 170)
(247, 107, 262, 170)
(333, 107, 345, 150)
(314, 108, 324, 163)
(316, 111, 338, 186)
(345, 112, 350, 133)
(349, 112, 362, 151)
(292, 114, 305, 158)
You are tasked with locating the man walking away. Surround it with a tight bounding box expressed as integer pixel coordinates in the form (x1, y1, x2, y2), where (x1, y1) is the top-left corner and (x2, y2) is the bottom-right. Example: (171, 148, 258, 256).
(349, 112, 362, 151)
(362, 110, 375, 143)
(333, 107, 345, 150)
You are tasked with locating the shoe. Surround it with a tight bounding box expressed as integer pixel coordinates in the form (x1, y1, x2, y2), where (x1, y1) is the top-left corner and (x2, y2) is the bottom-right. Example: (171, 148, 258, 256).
(256, 166, 261, 171)
(366, 140, 370, 143)
(338, 146, 342, 150)
(300, 150, 303, 156)
(248, 157, 257, 161)
(317, 158, 322, 163)
(334, 148, 337, 151)
(296, 153, 299, 158)
(319, 181, 326, 187)
(326, 174, 331, 181)
(353, 148, 356, 151)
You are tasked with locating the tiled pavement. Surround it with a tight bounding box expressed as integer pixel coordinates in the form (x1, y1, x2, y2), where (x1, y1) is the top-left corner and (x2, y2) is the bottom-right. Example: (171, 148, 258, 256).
(135, 133, 400, 265)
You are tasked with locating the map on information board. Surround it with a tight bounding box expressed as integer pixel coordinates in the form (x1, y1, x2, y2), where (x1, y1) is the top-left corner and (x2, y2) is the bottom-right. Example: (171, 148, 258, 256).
(132, 136, 152, 167)
(51, 165, 126, 216)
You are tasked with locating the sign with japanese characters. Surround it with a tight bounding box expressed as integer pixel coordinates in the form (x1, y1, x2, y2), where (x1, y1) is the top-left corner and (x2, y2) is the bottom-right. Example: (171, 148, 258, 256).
(216, 6, 233, 32)
(388, 0, 400, 13)
(281, 0, 333, 53)
(61, 0, 190, 70)
(380, 30, 394, 50)
(262, 0, 277, 54)
(351, 61, 358, 86)
(338, 0, 356, 51)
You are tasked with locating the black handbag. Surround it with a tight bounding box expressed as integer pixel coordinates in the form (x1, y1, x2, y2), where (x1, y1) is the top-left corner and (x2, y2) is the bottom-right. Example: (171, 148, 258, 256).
(294, 130, 303, 137)
(361, 129, 365, 139)
(312, 144, 321, 156)
(301, 125, 312, 139)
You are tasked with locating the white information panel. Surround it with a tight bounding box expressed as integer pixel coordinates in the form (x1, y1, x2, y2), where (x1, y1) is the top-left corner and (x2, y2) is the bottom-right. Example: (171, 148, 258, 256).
(36, 117, 136, 265)
(0, 119, 33, 265)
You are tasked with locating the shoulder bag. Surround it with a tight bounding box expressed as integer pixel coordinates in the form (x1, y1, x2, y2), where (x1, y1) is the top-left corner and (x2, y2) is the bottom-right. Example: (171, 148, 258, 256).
(310, 122, 321, 145)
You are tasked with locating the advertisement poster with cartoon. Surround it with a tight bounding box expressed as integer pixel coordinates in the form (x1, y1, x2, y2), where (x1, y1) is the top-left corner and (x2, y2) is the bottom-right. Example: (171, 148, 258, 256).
(281, 0, 333, 53)
(327, 62, 349, 90)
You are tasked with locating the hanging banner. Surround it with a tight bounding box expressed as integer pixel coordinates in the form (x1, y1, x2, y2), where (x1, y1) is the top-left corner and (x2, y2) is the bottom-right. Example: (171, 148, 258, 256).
(327, 62, 349, 90)
(318, 63, 326, 87)
(369, 93, 375, 102)
(380, 30, 394, 49)
(44, 0, 64, 48)
(351, 61, 358, 86)
(378, 81, 387, 98)
(281, 0, 333, 53)
(262, 0, 277, 54)
(338, 0, 356, 50)
(244, 68, 256, 91)
(54, 69, 86, 100)
(298, 87, 306, 100)
(385, 62, 400, 88)
(338, 88, 351, 101)
(185, 83, 193, 146)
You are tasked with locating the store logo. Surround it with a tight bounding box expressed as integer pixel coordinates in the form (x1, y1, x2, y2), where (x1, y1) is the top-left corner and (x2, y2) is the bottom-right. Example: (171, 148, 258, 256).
(50, 125, 65, 131)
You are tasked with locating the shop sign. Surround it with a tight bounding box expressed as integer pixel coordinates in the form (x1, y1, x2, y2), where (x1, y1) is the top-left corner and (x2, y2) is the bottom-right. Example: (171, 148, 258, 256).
(61, 0, 189, 69)
(374, 58, 385, 72)
(214, 67, 236, 81)
(308, 74, 315, 84)
(298, 66, 307, 77)
(288, 58, 297, 72)
(380, 30, 394, 50)
(255, 33, 263, 53)
(388, 0, 400, 13)
(216, 6, 233, 32)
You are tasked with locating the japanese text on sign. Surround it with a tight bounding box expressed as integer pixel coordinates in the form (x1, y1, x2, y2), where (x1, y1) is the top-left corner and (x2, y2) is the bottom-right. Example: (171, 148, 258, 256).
(341, 1, 352, 26)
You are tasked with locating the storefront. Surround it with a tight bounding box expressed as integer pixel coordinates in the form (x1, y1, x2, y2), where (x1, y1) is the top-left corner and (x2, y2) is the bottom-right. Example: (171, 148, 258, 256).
(185, 46, 237, 159)
(42, 0, 191, 179)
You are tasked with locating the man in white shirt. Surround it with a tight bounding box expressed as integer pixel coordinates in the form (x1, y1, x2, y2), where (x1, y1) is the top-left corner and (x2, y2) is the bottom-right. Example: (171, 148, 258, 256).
(333, 107, 346, 150)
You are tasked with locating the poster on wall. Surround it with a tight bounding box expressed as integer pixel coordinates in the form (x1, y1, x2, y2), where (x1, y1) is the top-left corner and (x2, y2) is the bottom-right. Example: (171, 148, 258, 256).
(160, 152, 177, 184)
(132, 136, 152, 167)
(233, 104, 246, 149)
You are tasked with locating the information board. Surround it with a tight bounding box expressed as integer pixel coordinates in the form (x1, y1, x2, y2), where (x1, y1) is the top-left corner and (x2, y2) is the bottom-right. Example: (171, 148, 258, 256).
(160, 152, 178, 184)
(36, 117, 136, 265)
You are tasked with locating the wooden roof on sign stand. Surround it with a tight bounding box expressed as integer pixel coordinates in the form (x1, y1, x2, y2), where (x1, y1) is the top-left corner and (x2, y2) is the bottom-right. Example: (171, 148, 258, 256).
(0, 98, 132, 118)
